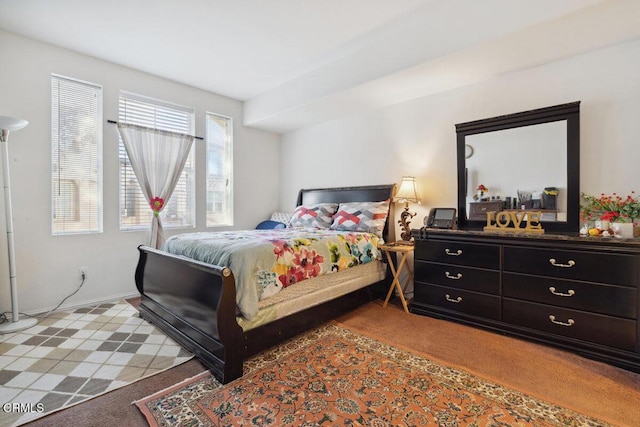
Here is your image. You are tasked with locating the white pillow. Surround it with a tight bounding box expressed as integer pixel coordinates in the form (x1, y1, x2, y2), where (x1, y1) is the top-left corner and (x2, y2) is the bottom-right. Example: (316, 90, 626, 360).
(270, 212, 293, 227)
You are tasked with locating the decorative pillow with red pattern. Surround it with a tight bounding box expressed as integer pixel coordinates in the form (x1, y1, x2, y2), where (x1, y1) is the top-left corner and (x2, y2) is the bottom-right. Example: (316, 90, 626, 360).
(330, 200, 390, 237)
(289, 203, 339, 228)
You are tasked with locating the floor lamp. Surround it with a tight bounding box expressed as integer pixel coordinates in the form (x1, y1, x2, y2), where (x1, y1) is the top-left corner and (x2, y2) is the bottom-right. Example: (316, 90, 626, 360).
(0, 115, 36, 333)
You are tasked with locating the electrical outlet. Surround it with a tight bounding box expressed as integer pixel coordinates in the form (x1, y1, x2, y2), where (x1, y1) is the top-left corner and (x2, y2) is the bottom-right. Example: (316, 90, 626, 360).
(79, 267, 88, 280)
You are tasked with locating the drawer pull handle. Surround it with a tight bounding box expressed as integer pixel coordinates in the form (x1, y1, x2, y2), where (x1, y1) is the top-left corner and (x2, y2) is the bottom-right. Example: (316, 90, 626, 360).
(549, 258, 576, 268)
(445, 294, 462, 303)
(445, 272, 462, 280)
(549, 287, 575, 297)
(445, 249, 462, 256)
(549, 315, 575, 327)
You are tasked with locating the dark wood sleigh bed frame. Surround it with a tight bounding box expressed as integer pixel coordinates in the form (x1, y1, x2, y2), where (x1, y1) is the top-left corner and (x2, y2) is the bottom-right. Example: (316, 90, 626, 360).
(135, 184, 396, 383)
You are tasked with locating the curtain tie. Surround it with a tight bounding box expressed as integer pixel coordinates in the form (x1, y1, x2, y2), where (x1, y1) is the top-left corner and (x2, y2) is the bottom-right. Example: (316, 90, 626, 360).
(151, 197, 164, 217)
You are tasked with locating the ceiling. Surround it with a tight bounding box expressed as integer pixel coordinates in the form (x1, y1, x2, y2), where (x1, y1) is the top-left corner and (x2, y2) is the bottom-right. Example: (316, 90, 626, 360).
(1, 0, 639, 133)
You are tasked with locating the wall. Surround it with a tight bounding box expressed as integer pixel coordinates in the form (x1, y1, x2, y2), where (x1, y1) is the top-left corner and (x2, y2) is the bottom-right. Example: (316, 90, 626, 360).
(3, 30, 639, 315)
(0, 30, 280, 314)
(280, 39, 640, 231)
(466, 121, 568, 216)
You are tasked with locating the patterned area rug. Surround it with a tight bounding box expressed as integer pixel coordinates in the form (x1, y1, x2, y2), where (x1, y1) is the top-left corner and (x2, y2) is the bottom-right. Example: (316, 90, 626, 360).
(135, 323, 609, 427)
(0, 300, 192, 426)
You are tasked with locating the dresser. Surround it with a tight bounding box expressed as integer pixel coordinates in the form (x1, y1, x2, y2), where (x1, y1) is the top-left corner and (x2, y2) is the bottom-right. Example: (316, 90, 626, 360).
(412, 229, 640, 372)
(468, 201, 504, 220)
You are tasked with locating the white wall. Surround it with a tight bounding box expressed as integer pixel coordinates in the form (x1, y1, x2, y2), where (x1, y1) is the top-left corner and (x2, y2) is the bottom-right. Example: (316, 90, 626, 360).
(280, 39, 640, 230)
(465, 121, 568, 213)
(0, 30, 280, 314)
(3, 29, 639, 315)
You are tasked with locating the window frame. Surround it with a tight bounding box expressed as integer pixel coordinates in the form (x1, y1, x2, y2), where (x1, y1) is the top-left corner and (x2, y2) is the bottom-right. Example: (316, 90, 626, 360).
(51, 74, 104, 235)
(206, 112, 233, 227)
(118, 91, 196, 232)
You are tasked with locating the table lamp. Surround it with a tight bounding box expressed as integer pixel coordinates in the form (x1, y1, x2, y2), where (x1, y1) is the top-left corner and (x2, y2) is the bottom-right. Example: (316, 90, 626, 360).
(393, 176, 420, 241)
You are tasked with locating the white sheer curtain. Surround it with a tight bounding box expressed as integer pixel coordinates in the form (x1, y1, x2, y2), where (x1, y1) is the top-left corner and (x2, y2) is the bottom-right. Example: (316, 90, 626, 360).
(117, 123, 194, 248)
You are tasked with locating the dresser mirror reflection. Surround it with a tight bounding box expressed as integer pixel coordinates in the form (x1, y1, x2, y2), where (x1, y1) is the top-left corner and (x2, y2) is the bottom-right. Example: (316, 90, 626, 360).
(455, 102, 581, 233)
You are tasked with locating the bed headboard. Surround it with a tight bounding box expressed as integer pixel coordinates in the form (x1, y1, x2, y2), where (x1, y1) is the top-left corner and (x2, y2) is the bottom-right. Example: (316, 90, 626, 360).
(296, 184, 397, 241)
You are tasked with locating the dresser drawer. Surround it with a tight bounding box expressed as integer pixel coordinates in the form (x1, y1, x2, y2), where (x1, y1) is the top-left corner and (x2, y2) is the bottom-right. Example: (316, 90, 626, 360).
(503, 246, 639, 286)
(416, 261, 499, 294)
(468, 201, 504, 220)
(414, 283, 501, 320)
(415, 240, 499, 269)
(503, 299, 637, 351)
(503, 273, 637, 318)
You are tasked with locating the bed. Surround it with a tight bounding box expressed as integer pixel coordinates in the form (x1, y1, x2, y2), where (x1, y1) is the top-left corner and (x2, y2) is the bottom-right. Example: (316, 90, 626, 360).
(134, 184, 396, 383)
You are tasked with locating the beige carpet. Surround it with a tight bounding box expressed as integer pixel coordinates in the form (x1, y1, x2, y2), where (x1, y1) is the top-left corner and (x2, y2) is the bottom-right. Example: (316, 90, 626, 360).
(0, 301, 192, 427)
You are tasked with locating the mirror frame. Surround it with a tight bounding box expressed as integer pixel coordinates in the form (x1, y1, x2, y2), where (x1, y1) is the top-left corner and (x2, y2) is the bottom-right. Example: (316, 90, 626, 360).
(456, 101, 580, 233)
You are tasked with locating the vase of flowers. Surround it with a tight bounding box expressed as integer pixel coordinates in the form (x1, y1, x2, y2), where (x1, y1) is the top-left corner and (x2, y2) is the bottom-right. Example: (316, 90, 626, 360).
(581, 191, 640, 237)
(477, 184, 488, 200)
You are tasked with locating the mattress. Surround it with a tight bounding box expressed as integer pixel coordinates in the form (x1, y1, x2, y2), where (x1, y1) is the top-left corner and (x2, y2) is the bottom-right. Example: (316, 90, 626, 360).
(237, 260, 386, 331)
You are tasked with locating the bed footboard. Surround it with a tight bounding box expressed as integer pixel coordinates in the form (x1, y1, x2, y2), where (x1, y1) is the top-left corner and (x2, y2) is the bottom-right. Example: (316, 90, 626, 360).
(135, 245, 244, 383)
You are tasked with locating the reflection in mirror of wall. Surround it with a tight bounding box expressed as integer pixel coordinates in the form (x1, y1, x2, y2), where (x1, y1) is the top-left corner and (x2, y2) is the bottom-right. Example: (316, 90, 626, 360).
(466, 121, 567, 221)
(456, 102, 580, 233)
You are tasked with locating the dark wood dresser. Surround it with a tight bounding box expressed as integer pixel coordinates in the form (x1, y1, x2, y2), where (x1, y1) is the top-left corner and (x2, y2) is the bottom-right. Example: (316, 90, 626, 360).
(468, 201, 504, 220)
(412, 229, 640, 372)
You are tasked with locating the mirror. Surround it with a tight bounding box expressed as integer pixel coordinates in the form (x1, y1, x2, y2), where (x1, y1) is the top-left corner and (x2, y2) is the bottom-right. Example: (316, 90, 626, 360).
(466, 122, 568, 219)
(456, 102, 580, 233)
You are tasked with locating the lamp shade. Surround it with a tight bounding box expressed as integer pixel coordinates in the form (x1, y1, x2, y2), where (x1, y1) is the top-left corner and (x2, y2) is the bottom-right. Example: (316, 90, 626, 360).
(0, 116, 28, 132)
(394, 176, 420, 203)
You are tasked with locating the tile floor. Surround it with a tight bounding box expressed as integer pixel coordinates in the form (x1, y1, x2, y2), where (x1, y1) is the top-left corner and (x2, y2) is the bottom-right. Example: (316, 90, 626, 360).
(0, 301, 191, 426)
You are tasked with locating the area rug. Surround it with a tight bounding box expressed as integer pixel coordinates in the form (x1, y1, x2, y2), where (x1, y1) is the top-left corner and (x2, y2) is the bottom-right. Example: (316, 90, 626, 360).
(135, 323, 609, 427)
(0, 300, 192, 427)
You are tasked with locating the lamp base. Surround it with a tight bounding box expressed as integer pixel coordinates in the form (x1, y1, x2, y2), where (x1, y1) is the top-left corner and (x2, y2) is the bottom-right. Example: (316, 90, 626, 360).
(0, 317, 38, 334)
(398, 204, 417, 241)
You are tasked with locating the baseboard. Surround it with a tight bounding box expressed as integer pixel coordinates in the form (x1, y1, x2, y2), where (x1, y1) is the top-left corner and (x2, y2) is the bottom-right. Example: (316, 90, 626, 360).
(25, 291, 141, 316)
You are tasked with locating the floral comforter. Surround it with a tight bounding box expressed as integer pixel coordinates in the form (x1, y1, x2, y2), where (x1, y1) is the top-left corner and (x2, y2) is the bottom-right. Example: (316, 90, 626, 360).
(162, 228, 383, 320)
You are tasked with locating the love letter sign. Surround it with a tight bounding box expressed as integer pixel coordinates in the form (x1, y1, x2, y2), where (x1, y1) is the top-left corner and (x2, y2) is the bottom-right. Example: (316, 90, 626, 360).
(483, 211, 545, 234)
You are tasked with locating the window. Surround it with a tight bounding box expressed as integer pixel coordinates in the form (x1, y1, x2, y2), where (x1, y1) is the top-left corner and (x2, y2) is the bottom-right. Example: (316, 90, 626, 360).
(206, 113, 233, 226)
(119, 92, 195, 230)
(51, 75, 103, 235)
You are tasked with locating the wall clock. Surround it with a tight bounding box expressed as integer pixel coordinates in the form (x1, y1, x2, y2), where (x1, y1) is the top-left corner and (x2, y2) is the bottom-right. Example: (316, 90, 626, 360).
(465, 144, 474, 159)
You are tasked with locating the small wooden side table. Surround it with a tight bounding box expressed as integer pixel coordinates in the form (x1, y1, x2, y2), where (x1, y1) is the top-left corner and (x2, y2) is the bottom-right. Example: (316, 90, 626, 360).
(379, 241, 414, 313)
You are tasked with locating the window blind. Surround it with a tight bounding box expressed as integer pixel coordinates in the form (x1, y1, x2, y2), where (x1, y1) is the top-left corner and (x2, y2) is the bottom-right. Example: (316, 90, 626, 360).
(206, 113, 233, 226)
(118, 92, 195, 230)
(51, 75, 103, 235)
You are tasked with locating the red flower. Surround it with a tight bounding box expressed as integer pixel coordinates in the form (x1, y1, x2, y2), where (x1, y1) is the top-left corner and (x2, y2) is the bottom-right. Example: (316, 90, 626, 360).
(292, 247, 324, 278)
(279, 267, 306, 287)
(581, 191, 640, 223)
(150, 196, 164, 213)
(601, 211, 619, 222)
(272, 240, 293, 258)
(477, 184, 488, 192)
(278, 247, 324, 288)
